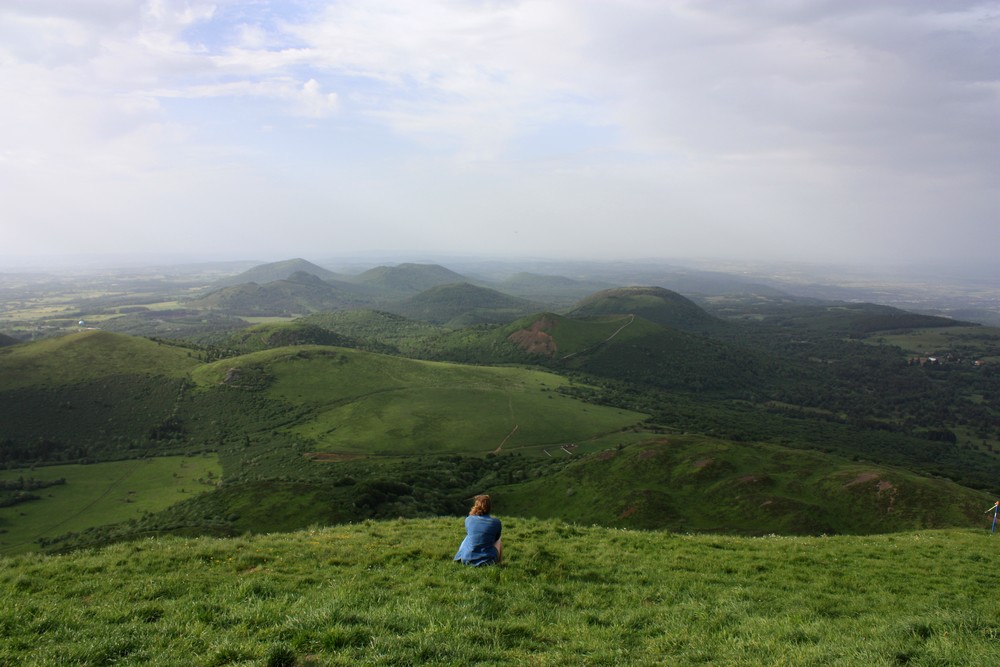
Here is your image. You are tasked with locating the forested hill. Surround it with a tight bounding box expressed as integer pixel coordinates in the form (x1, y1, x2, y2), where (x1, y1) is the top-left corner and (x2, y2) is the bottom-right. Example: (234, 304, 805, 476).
(567, 286, 721, 331)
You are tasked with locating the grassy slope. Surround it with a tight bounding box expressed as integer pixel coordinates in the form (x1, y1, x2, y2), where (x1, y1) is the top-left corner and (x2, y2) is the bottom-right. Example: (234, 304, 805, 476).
(497, 435, 993, 535)
(0, 455, 221, 555)
(0, 331, 199, 390)
(387, 283, 539, 326)
(1, 520, 997, 666)
(191, 346, 646, 455)
(298, 310, 444, 355)
(536, 313, 663, 357)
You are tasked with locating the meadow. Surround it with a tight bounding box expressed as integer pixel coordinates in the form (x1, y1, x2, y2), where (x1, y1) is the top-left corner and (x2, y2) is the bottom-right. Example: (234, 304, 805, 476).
(0, 455, 220, 555)
(191, 347, 646, 456)
(0, 519, 997, 666)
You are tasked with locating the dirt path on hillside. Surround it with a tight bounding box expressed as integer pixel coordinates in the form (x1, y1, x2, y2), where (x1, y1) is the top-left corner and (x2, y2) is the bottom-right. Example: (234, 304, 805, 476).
(494, 424, 519, 454)
(493, 391, 519, 454)
(560, 314, 635, 360)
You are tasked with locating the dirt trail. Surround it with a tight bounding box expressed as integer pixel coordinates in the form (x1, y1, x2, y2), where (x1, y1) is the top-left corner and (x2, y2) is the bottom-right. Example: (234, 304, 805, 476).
(560, 314, 635, 360)
(494, 424, 519, 454)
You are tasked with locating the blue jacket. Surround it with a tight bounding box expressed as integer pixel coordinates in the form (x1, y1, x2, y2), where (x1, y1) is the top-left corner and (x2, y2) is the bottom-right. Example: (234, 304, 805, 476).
(454, 514, 502, 566)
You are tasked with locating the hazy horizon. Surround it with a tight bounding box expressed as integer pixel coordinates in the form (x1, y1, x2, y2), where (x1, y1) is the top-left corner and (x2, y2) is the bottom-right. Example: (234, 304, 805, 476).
(1, 251, 998, 286)
(2, 1, 997, 267)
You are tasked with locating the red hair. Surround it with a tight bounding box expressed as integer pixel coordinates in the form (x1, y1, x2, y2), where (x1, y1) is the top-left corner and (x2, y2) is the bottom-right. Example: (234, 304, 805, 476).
(469, 494, 491, 516)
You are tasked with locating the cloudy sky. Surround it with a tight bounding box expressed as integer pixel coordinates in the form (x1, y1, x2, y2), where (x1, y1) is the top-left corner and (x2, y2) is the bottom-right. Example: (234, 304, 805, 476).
(1, 0, 997, 267)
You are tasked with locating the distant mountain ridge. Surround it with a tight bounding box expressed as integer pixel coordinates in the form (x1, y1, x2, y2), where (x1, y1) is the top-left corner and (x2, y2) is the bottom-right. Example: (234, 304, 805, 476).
(212, 258, 347, 288)
(352, 263, 471, 295)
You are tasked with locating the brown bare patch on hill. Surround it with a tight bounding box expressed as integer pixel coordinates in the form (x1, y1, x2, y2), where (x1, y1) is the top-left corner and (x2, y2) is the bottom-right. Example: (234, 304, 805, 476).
(845, 472, 880, 487)
(507, 316, 558, 357)
(843, 471, 898, 511)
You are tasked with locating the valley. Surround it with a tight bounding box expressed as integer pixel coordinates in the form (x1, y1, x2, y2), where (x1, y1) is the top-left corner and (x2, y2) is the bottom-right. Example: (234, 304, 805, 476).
(1, 257, 998, 556)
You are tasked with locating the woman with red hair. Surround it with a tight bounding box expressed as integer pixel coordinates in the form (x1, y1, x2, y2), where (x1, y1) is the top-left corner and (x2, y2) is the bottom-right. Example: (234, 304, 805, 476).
(453, 494, 503, 566)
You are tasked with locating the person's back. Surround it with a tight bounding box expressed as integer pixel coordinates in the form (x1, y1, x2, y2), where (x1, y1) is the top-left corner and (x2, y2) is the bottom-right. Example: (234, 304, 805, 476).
(454, 495, 503, 566)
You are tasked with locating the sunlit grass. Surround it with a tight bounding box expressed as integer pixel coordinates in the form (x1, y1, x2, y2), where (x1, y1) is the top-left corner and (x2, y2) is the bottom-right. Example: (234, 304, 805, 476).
(1, 519, 997, 666)
(0, 455, 221, 555)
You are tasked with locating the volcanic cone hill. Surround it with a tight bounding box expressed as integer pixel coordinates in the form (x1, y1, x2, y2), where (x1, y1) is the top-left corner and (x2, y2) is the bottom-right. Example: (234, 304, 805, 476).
(567, 286, 722, 332)
(351, 263, 472, 296)
(211, 258, 348, 288)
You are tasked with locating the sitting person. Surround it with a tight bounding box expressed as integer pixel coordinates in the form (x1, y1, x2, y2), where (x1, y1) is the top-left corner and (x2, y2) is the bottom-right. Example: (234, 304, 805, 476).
(453, 494, 503, 566)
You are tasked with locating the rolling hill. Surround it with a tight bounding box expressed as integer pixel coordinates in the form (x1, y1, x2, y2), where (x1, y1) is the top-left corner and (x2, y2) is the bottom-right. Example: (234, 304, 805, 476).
(352, 263, 472, 295)
(186, 272, 371, 316)
(385, 283, 541, 326)
(567, 286, 722, 331)
(1, 322, 997, 554)
(188, 345, 645, 456)
(298, 310, 445, 356)
(497, 434, 992, 534)
(0, 330, 198, 390)
(502, 311, 774, 394)
(214, 321, 390, 355)
(211, 258, 348, 288)
(0, 331, 202, 465)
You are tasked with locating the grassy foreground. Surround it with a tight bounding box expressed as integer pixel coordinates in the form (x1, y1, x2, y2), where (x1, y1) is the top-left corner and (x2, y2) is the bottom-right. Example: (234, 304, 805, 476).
(1, 519, 998, 666)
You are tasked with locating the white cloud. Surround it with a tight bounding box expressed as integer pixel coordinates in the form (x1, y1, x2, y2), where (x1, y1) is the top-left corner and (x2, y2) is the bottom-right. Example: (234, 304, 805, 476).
(296, 78, 339, 118)
(0, 0, 997, 265)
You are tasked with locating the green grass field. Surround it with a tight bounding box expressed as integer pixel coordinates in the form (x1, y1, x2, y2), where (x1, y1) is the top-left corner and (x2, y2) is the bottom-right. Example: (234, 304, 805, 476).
(1, 519, 997, 665)
(192, 347, 646, 456)
(0, 455, 221, 555)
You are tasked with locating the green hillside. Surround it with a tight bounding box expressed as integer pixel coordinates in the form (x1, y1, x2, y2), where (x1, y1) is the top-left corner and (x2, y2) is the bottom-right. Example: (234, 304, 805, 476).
(567, 286, 721, 331)
(0, 331, 198, 390)
(214, 321, 391, 355)
(498, 435, 992, 534)
(189, 346, 645, 456)
(298, 310, 444, 355)
(386, 283, 541, 326)
(505, 312, 665, 359)
(502, 312, 774, 394)
(1, 520, 997, 665)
